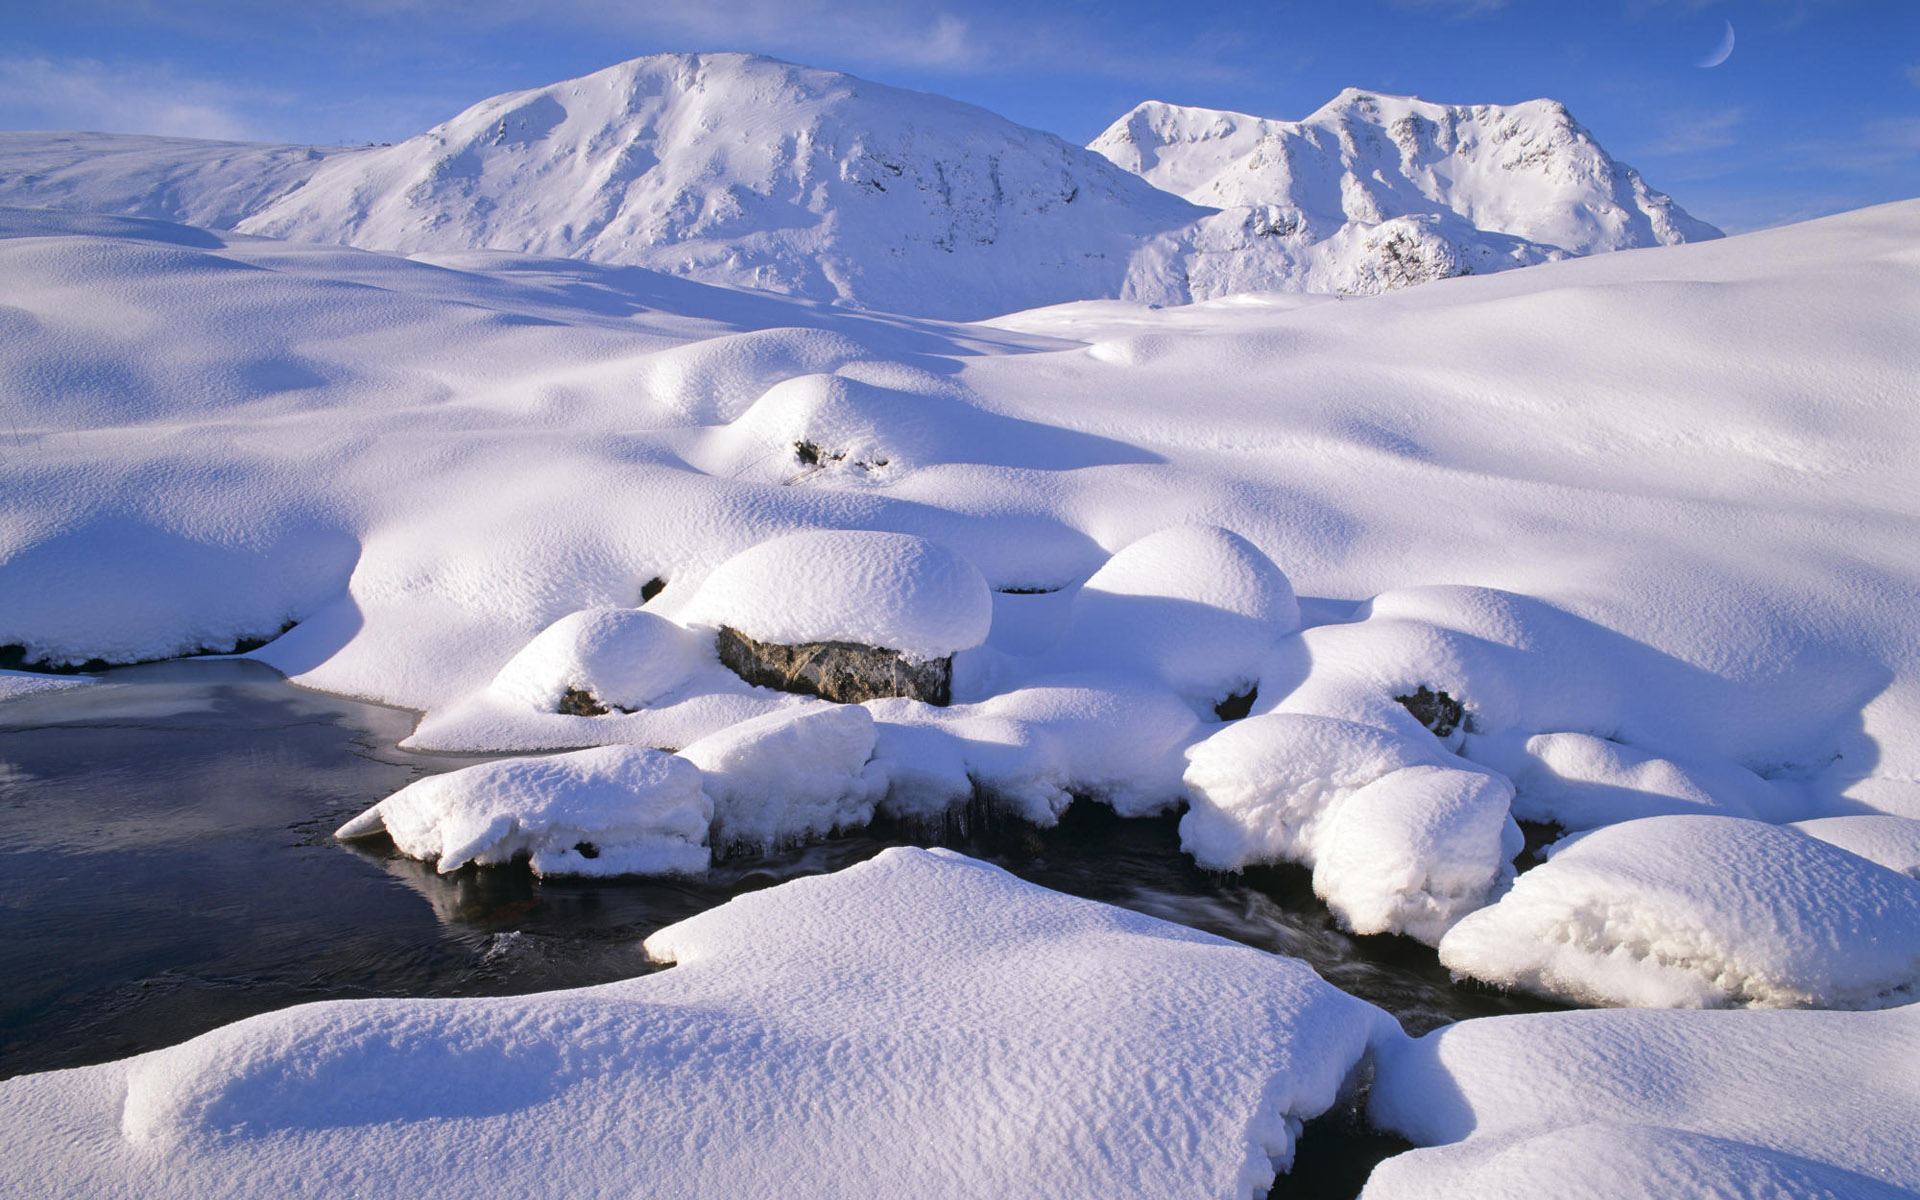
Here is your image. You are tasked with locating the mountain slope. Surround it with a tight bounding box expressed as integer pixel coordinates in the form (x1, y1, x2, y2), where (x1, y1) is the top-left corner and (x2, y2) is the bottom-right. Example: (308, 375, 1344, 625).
(233, 53, 1203, 320)
(1094, 90, 1721, 295)
(0, 62, 1724, 315)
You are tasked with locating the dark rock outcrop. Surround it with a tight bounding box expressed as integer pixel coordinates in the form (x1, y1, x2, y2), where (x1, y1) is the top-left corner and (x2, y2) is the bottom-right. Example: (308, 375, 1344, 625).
(1394, 685, 1466, 738)
(717, 625, 951, 706)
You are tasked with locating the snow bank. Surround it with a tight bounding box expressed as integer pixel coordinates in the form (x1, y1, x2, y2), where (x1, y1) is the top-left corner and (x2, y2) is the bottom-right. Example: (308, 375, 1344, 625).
(335, 745, 709, 877)
(0, 848, 1398, 1200)
(679, 702, 886, 850)
(1365, 1004, 1920, 1198)
(1439, 814, 1920, 1008)
(0, 670, 94, 702)
(487, 607, 707, 713)
(675, 530, 992, 661)
(1792, 813, 1920, 878)
(1182, 714, 1517, 942)
(1047, 525, 1299, 701)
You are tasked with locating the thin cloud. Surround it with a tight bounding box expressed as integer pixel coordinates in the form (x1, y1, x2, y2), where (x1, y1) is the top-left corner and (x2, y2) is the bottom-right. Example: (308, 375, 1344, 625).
(1905, 63, 1920, 89)
(0, 56, 264, 139)
(1645, 106, 1743, 154)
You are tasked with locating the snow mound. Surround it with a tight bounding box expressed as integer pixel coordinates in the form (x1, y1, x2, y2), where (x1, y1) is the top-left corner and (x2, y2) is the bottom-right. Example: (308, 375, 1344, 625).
(878, 678, 1200, 824)
(1049, 525, 1299, 700)
(678, 702, 886, 850)
(0, 848, 1400, 1199)
(1314, 766, 1521, 944)
(1791, 814, 1920, 878)
(635, 326, 873, 425)
(335, 745, 710, 877)
(487, 607, 706, 713)
(1181, 713, 1517, 943)
(676, 530, 991, 661)
(1438, 814, 1920, 1008)
(1365, 1004, 1920, 1198)
(1464, 729, 1784, 829)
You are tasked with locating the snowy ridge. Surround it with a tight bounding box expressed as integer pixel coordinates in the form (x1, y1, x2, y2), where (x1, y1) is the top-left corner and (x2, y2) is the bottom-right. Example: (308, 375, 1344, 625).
(1094, 89, 1720, 294)
(0, 56, 1719, 316)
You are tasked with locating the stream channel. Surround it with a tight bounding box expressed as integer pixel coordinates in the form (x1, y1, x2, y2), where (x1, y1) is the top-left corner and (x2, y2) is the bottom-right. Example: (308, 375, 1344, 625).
(0, 658, 1563, 1197)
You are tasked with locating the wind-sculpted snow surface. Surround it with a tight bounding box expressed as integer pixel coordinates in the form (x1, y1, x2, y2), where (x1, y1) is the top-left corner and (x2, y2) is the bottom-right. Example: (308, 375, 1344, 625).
(0, 848, 1398, 1200)
(1364, 1004, 1920, 1198)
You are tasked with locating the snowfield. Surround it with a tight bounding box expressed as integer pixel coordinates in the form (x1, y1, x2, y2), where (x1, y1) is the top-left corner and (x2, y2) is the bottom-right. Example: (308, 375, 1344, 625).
(2, 49, 1918, 1199)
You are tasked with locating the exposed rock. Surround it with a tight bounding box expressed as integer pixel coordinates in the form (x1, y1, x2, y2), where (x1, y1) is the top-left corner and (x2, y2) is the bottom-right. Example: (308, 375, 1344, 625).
(639, 576, 667, 603)
(1394, 685, 1466, 738)
(1214, 686, 1257, 721)
(557, 686, 613, 717)
(716, 625, 951, 706)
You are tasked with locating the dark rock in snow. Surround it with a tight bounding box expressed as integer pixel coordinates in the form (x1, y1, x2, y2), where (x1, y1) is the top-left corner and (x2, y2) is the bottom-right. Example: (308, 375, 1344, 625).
(1394, 685, 1466, 738)
(557, 686, 612, 716)
(716, 625, 951, 706)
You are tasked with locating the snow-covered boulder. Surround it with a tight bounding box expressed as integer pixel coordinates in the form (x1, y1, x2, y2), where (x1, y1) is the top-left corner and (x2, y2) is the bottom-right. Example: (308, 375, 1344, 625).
(1792, 814, 1920, 878)
(1439, 814, 1920, 1008)
(679, 530, 992, 706)
(1050, 525, 1299, 703)
(1312, 766, 1521, 945)
(487, 607, 707, 714)
(1464, 729, 1787, 829)
(335, 745, 710, 877)
(1181, 713, 1517, 943)
(1364, 1005, 1920, 1199)
(0, 848, 1401, 1199)
(680, 530, 991, 661)
(678, 702, 887, 850)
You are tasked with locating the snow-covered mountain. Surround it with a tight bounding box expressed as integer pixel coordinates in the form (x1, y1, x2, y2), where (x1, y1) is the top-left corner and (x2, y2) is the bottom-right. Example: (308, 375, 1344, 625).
(0, 56, 1721, 316)
(233, 53, 1203, 320)
(1093, 89, 1722, 295)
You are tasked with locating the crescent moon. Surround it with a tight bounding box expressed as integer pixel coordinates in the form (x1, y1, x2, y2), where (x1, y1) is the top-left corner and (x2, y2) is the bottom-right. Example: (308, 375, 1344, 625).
(1697, 19, 1735, 68)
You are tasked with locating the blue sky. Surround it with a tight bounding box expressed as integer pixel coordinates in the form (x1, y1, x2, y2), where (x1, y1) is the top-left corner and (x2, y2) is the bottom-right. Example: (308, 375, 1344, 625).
(1, 0, 1914, 231)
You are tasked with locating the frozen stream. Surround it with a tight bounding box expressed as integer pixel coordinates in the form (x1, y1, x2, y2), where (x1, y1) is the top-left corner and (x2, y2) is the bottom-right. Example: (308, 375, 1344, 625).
(0, 658, 1563, 1193)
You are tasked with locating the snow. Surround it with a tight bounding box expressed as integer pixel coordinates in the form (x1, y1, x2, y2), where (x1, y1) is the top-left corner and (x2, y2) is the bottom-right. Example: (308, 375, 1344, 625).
(486, 607, 707, 713)
(4, 49, 1920, 1196)
(335, 745, 709, 877)
(1464, 729, 1791, 829)
(678, 702, 887, 850)
(1365, 1004, 1920, 1198)
(0, 59, 1716, 317)
(672, 529, 992, 660)
(1792, 814, 1920, 878)
(0, 669, 94, 702)
(0, 847, 1397, 1200)
(1043, 524, 1299, 700)
(1438, 815, 1920, 1009)
(1181, 713, 1518, 942)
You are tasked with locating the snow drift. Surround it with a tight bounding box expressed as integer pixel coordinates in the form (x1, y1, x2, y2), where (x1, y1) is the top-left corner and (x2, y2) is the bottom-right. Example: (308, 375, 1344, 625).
(0, 848, 1397, 1200)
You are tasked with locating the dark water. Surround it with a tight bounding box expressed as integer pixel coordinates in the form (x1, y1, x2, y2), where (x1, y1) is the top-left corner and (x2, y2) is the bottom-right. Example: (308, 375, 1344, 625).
(0, 659, 1560, 1193)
